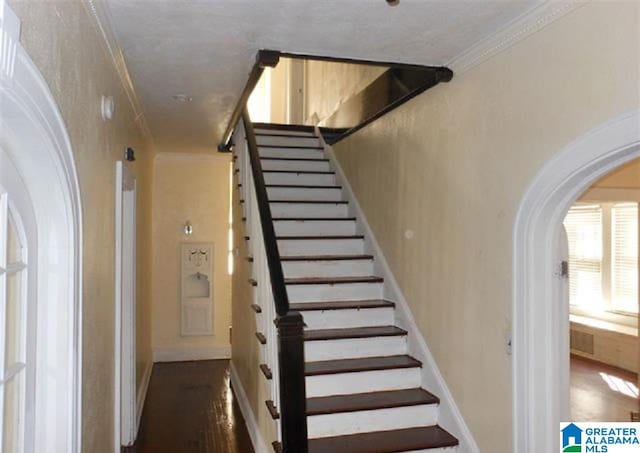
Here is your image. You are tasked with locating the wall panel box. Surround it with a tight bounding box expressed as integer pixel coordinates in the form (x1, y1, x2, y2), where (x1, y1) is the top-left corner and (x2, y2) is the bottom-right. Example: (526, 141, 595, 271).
(181, 242, 214, 336)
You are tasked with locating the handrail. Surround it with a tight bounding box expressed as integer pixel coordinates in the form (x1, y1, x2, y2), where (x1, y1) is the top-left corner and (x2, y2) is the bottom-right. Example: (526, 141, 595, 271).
(218, 51, 279, 151)
(241, 109, 308, 452)
(241, 109, 290, 315)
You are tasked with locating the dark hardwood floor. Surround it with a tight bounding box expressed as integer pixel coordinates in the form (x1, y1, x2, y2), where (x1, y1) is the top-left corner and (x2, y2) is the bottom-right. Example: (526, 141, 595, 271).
(123, 360, 254, 453)
(571, 355, 639, 421)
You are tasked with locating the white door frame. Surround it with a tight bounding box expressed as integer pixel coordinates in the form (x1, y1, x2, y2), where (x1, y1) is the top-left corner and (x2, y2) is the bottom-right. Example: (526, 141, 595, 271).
(513, 110, 640, 452)
(114, 161, 137, 449)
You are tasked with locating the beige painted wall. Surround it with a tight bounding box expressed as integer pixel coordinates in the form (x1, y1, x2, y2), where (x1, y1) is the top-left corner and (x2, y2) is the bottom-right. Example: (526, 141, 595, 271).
(230, 180, 278, 446)
(7, 1, 155, 451)
(307, 3, 640, 451)
(304, 60, 385, 124)
(151, 155, 232, 358)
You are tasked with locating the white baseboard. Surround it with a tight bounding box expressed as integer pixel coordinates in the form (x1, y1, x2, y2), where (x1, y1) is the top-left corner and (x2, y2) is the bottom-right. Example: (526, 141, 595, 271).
(229, 363, 269, 453)
(152, 345, 231, 363)
(136, 361, 153, 432)
(320, 132, 480, 453)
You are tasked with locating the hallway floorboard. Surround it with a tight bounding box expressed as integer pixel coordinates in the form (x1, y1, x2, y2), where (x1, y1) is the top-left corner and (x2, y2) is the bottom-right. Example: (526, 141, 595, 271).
(123, 360, 254, 453)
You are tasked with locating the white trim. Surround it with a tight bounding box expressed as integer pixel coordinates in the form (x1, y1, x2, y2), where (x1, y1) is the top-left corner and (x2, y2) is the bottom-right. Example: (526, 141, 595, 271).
(114, 162, 138, 449)
(513, 110, 640, 452)
(113, 164, 122, 452)
(229, 363, 268, 453)
(152, 345, 231, 363)
(0, 0, 20, 79)
(135, 361, 152, 430)
(82, 0, 154, 145)
(154, 152, 232, 163)
(447, 0, 586, 75)
(1, 0, 84, 450)
(319, 130, 480, 453)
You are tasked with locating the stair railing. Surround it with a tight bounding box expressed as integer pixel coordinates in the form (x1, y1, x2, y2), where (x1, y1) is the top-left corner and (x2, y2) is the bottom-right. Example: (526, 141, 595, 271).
(234, 109, 308, 452)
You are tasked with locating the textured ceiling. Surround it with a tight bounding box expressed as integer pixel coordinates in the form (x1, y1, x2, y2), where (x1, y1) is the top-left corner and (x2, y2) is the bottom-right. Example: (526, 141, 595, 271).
(105, 0, 541, 153)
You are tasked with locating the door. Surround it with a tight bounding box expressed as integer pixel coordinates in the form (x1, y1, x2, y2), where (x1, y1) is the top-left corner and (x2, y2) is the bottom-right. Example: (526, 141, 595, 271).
(115, 161, 137, 448)
(0, 147, 37, 453)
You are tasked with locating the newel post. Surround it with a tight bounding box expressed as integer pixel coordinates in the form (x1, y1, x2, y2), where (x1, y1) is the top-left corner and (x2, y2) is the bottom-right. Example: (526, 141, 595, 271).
(275, 311, 308, 453)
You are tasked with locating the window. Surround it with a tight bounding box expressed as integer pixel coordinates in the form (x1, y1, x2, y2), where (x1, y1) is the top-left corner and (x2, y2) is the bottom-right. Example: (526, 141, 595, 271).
(0, 193, 28, 452)
(564, 202, 639, 315)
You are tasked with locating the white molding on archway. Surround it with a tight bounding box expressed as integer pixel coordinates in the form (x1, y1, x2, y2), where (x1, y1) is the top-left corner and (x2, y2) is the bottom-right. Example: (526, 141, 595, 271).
(1, 1, 83, 451)
(513, 110, 640, 452)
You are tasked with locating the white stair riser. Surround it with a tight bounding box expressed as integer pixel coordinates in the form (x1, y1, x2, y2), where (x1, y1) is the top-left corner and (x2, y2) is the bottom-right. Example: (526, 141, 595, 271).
(308, 404, 439, 439)
(305, 336, 407, 361)
(261, 159, 331, 172)
(270, 203, 348, 218)
(254, 129, 316, 137)
(275, 220, 356, 237)
(277, 238, 363, 256)
(259, 147, 325, 159)
(282, 258, 372, 278)
(306, 367, 421, 397)
(268, 187, 343, 202)
(287, 282, 382, 302)
(301, 307, 395, 329)
(264, 172, 336, 186)
(256, 136, 321, 147)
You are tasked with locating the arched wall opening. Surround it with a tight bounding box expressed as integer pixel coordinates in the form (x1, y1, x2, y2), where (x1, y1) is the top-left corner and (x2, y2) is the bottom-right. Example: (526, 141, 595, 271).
(1, 3, 83, 451)
(513, 110, 640, 452)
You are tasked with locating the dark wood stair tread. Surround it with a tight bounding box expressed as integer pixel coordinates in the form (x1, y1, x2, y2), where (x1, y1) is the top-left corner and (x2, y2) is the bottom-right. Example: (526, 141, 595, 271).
(259, 364, 272, 380)
(277, 235, 364, 240)
(306, 388, 439, 416)
(267, 185, 342, 189)
(304, 326, 406, 342)
(263, 170, 334, 174)
(261, 157, 328, 162)
(281, 254, 371, 261)
(306, 425, 459, 452)
(265, 400, 279, 419)
(286, 276, 383, 285)
(290, 299, 394, 311)
(269, 200, 347, 204)
(273, 217, 355, 221)
(258, 144, 323, 149)
(306, 355, 421, 376)
(255, 332, 267, 345)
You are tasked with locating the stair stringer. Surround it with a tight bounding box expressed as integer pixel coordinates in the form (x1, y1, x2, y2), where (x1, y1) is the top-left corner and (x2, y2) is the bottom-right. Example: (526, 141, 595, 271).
(319, 130, 480, 453)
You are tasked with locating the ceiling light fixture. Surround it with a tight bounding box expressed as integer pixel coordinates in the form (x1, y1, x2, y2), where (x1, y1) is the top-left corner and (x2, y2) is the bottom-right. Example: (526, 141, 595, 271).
(172, 94, 193, 103)
(386, 0, 399, 6)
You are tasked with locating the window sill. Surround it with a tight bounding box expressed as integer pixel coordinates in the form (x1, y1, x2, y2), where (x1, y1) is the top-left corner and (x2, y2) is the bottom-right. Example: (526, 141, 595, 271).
(570, 314, 638, 337)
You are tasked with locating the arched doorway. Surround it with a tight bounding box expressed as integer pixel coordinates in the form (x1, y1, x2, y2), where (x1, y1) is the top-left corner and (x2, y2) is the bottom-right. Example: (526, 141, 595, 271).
(0, 2, 83, 451)
(513, 110, 640, 451)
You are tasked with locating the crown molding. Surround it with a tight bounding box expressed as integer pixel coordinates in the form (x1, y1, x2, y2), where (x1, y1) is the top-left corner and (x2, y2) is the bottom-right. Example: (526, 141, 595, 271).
(0, 0, 20, 79)
(83, 0, 154, 147)
(447, 0, 588, 75)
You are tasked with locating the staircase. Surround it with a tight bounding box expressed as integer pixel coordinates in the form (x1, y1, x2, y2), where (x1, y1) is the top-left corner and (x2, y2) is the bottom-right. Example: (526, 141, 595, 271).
(236, 122, 459, 453)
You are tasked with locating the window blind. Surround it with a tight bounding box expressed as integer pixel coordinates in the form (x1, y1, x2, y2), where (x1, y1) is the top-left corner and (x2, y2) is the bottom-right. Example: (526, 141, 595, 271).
(612, 203, 639, 313)
(564, 205, 603, 310)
